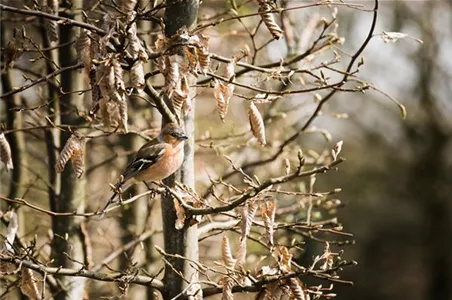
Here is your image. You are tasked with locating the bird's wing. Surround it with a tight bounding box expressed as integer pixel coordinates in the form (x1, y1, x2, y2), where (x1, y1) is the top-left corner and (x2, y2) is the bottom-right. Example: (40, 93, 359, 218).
(121, 140, 167, 182)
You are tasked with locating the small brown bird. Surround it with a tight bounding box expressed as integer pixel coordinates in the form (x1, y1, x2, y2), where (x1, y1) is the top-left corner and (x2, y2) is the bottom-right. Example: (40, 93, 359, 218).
(103, 123, 188, 211)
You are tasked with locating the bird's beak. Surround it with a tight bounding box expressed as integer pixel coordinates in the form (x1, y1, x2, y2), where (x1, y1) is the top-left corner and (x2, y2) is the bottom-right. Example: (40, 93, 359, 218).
(178, 134, 188, 141)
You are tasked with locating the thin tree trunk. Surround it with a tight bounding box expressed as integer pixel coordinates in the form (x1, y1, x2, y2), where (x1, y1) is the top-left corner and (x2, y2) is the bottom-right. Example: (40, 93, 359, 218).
(50, 1, 87, 299)
(161, 1, 200, 298)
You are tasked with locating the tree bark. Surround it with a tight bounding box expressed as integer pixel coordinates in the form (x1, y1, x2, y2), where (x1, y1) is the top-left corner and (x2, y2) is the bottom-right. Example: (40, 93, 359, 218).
(50, 1, 87, 299)
(161, 1, 200, 298)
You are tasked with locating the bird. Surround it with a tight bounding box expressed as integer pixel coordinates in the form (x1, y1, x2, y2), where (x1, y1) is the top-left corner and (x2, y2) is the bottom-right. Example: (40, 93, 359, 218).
(102, 123, 188, 212)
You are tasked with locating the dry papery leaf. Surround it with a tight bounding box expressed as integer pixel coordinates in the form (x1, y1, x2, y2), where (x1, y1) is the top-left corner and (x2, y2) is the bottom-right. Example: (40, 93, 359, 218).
(76, 30, 92, 74)
(130, 60, 145, 92)
(249, 102, 266, 146)
(55, 132, 86, 178)
(241, 201, 258, 241)
(2, 210, 18, 253)
(89, 68, 101, 114)
(20, 268, 40, 300)
(197, 45, 210, 74)
(260, 201, 276, 248)
(274, 246, 292, 273)
(213, 79, 232, 122)
(0, 133, 14, 171)
(44, 0, 58, 42)
(123, 0, 137, 13)
(258, 2, 284, 40)
(256, 281, 291, 300)
(221, 275, 234, 300)
(173, 198, 186, 230)
(127, 12, 149, 61)
(287, 277, 306, 300)
(222, 235, 236, 268)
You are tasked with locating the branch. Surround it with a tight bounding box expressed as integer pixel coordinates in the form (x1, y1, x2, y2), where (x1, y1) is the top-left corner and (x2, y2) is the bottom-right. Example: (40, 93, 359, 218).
(0, 63, 83, 99)
(0, 4, 106, 35)
(0, 256, 164, 290)
(193, 158, 344, 216)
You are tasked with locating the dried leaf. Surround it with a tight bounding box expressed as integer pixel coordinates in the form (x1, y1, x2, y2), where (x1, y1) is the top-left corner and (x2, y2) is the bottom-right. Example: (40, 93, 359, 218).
(249, 102, 266, 146)
(287, 278, 306, 300)
(55, 132, 86, 178)
(235, 238, 247, 270)
(259, 3, 284, 40)
(20, 268, 40, 300)
(89, 68, 101, 115)
(241, 201, 258, 241)
(44, 1, 58, 42)
(127, 13, 149, 61)
(3, 39, 23, 68)
(122, 0, 137, 13)
(224, 60, 235, 81)
(130, 60, 145, 92)
(275, 246, 292, 273)
(76, 30, 92, 74)
(117, 97, 129, 133)
(164, 55, 181, 96)
(197, 45, 210, 75)
(260, 201, 276, 248)
(262, 282, 290, 300)
(221, 275, 234, 300)
(213, 79, 232, 122)
(221, 235, 236, 268)
(173, 198, 186, 230)
(0, 133, 14, 171)
(2, 211, 18, 253)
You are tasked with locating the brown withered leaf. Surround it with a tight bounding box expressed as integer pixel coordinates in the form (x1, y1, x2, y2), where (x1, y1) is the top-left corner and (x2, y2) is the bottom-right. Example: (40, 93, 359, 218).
(122, 0, 137, 13)
(222, 235, 236, 268)
(0, 133, 14, 171)
(130, 60, 145, 92)
(2, 210, 18, 253)
(260, 201, 276, 248)
(20, 268, 40, 300)
(286, 277, 306, 300)
(274, 246, 292, 273)
(197, 45, 210, 75)
(241, 201, 258, 241)
(76, 30, 91, 74)
(221, 275, 234, 300)
(213, 79, 232, 122)
(44, 1, 59, 42)
(173, 198, 186, 230)
(258, 3, 284, 40)
(55, 132, 86, 178)
(249, 102, 266, 146)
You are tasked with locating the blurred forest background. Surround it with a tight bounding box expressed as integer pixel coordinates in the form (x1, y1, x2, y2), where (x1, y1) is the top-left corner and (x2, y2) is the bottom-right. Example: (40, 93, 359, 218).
(1, 0, 452, 299)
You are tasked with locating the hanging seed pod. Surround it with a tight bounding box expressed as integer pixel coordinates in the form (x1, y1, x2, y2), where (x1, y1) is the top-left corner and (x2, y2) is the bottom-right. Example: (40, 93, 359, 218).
(55, 132, 86, 178)
(249, 102, 266, 146)
(259, 3, 284, 40)
(0, 133, 13, 171)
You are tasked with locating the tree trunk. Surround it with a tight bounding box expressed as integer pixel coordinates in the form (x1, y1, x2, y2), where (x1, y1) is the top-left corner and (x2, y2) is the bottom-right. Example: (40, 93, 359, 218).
(161, 1, 200, 298)
(50, 1, 87, 299)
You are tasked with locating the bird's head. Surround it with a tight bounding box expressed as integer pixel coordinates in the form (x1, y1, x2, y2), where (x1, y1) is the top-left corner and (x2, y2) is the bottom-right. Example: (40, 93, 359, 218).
(160, 123, 188, 144)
